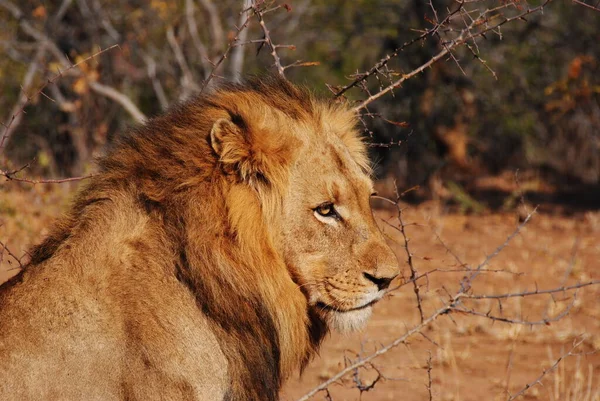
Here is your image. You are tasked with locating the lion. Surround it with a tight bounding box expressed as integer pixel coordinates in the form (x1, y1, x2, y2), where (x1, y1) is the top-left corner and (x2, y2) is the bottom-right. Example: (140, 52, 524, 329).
(0, 77, 399, 400)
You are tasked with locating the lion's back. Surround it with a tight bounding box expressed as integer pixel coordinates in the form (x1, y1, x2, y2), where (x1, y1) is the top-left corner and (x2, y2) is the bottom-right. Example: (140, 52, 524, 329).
(0, 262, 126, 399)
(0, 209, 230, 400)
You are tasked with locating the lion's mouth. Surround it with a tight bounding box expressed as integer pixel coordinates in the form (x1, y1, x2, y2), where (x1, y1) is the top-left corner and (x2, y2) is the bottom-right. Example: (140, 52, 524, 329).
(315, 298, 379, 313)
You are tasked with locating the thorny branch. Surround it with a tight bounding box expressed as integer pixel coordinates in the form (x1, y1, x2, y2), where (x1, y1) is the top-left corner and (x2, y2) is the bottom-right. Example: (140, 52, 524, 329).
(459, 208, 537, 293)
(351, 0, 552, 112)
(199, 6, 254, 92)
(572, 0, 600, 12)
(506, 339, 586, 400)
(1, 159, 94, 184)
(393, 189, 425, 323)
(463, 280, 600, 300)
(1, 171, 94, 184)
(0, 239, 23, 269)
(252, 2, 317, 76)
(253, 2, 287, 77)
(426, 352, 434, 401)
(199, 1, 314, 90)
(334, 1, 465, 98)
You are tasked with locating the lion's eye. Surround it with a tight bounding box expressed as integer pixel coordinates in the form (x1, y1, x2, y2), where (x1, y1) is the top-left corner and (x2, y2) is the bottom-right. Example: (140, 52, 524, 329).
(315, 203, 337, 218)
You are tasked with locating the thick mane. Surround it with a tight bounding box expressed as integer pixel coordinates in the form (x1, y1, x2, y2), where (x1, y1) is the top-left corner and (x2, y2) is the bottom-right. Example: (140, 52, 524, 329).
(20, 77, 364, 400)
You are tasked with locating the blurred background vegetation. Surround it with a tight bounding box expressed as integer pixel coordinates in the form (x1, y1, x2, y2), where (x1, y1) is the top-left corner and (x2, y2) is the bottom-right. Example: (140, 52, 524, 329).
(1, 0, 599, 209)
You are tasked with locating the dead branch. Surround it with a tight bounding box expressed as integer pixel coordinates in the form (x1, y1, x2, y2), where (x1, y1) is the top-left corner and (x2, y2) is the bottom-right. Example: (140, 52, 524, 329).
(0, 239, 23, 269)
(0, 44, 47, 153)
(352, 0, 552, 112)
(506, 339, 585, 400)
(53, 0, 74, 24)
(572, 0, 600, 12)
(462, 280, 600, 300)
(166, 26, 201, 100)
(334, 1, 465, 98)
(426, 351, 434, 401)
(185, 0, 212, 76)
(253, 2, 286, 77)
(1, 159, 95, 184)
(451, 296, 577, 326)
(89, 0, 120, 41)
(459, 208, 537, 293)
(88, 81, 146, 123)
(387, 266, 524, 295)
(199, 6, 253, 92)
(393, 193, 425, 323)
(0, 41, 128, 155)
(141, 53, 170, 110)
(230, 0, 253, 81)
(1, 170, 94, 185)
(198, 0, 225, 53)
(1, 1, 146, 125)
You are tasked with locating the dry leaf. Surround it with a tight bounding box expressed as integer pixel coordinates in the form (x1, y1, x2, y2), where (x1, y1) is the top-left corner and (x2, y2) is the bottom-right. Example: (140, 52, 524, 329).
(32, 5, 46, 19)
(72, 78, 89, 95)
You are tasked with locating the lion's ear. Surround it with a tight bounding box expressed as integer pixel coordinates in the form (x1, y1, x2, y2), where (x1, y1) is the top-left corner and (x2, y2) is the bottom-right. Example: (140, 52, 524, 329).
(210, 116, 293, 189)
(210, 117, 274, 186)
(210, 118, 249, 165)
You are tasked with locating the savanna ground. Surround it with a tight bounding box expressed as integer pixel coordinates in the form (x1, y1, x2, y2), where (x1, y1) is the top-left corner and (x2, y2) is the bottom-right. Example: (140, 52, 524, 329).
(1, 173, 598, 401)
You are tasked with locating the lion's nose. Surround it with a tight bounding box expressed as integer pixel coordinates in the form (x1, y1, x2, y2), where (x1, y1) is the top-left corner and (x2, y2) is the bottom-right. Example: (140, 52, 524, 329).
(363, 271, 397, 291)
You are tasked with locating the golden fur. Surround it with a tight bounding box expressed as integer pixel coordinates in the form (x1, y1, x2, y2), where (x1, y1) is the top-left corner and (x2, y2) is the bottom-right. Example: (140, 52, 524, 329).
(0, 77, 399, 400)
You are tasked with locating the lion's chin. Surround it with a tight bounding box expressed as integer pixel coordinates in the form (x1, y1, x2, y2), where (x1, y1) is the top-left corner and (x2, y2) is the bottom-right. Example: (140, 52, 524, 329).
(326, 307, 373, 334)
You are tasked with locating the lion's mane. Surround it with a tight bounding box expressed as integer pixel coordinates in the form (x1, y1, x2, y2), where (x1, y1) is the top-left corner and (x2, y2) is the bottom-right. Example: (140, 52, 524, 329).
(0, 77, 368, 400)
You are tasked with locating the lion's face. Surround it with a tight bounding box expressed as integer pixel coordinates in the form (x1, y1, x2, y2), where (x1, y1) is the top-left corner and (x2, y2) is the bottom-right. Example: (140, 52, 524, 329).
(281, 135, 399, 333)
(206, 82, 399, 334)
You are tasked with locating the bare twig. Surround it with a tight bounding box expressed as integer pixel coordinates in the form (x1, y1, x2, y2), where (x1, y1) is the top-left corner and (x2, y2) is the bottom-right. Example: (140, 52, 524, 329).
(185, 0, 212, 76)
(460, 207, 537, 293)
(141, 53, 169, 110)
(462, 280, 600, 300)
(426, 351, 434, 401)
(253, 2, 286, 77)
(1, 42, 129, 154)
(198, 0, 225, 53)
(230, 0, 252, 81)
(387, 266, 524, 294)
(393, 192, 425, 323)
(452, 296, 577, 326)
(166, 26, 200, 100)
(88, 81, 146, 123)
(1, 170, 94, 184)
(199, 7, 253, 92)
(572, 0, 600, 11)
(0, 44, 47, 153)
(90, 0, 121, 41)
(506, 339, 585, 400)
(0, 239, 23, 268)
